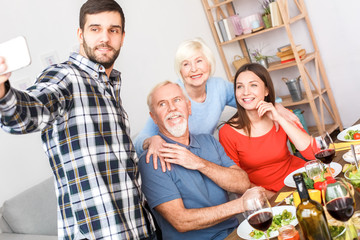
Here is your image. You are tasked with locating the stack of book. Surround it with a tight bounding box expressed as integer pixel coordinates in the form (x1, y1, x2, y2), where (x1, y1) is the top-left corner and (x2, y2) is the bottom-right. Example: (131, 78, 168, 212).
(276, 45, 306, 64)
(214, 15, 243, 42)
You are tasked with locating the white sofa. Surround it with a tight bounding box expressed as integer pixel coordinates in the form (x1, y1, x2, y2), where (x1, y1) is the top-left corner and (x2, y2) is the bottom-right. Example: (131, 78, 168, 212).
(0, 177, 57, 240)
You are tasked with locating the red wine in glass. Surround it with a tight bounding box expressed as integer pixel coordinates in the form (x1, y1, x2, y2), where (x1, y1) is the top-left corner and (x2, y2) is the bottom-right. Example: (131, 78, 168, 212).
(315, 149, 336, 164)
(326, 197, 355, 222)
(248, 211, 273, 232)
(312, 132, 336, 176)
(243, 188, 273, 239)
(322, 178, 356, 239)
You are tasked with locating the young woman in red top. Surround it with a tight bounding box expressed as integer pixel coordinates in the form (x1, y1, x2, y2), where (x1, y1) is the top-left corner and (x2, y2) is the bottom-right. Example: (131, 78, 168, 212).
(219, 63, 313, 198)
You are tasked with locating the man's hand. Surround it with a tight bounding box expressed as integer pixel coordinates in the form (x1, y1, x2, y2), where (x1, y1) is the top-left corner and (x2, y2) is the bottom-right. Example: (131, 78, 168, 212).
(240, 186, 268, 211)
(159, 143, 204, 170)
(144, 135, 171, 172)
(241, 186, 267, 201)
(0, 57, 11, 99)
(160, 142, 250, 194)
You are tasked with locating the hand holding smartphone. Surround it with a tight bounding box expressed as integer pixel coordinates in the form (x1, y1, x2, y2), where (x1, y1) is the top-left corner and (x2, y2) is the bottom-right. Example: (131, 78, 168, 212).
(0, 36, 31, 76)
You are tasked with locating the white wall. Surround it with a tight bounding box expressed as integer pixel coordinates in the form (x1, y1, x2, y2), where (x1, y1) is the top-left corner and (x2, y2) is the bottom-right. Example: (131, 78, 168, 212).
(304, 0, 360, 128)
(0, 0, 359, 206)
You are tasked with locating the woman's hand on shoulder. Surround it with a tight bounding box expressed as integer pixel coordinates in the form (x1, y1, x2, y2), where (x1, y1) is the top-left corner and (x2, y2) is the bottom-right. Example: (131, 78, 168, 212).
(274, 103, 302, 127)
(159, 143, 204, 171)
(145, 135, 171, 172)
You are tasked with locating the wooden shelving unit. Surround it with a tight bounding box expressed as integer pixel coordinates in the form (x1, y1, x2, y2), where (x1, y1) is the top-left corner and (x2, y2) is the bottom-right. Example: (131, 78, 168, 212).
(201, 0, 343, 136)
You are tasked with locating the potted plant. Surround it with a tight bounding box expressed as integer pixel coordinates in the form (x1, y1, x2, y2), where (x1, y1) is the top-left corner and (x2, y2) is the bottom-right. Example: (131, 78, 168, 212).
(250, 48, 270, 68)
(260, 0, 274, 28)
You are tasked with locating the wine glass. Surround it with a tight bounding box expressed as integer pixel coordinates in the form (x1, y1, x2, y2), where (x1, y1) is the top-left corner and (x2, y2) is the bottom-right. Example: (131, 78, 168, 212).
(311, 132, 336, 177)
(322, 178, 356, 239)
(305, 160, 324, 182)
(243, 188, 273, 239)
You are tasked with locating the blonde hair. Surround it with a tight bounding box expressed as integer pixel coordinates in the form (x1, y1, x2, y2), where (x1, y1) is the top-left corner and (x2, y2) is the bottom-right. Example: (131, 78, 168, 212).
(174, 38, 216, 81)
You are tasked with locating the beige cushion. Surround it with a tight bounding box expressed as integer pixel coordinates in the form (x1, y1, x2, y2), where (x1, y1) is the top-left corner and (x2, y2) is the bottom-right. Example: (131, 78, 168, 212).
(2, 177, 57, 235)
(0, 206, 12, 233)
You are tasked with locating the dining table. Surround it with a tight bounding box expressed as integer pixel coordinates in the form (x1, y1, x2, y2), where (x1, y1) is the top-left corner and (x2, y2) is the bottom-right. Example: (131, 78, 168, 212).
(225, 118, 360, 240)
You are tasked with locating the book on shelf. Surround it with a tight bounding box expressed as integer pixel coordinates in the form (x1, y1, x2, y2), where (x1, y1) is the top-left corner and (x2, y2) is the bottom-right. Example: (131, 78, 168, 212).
(278, 44, 291, 52)
(217, 19, 229, 42)
(223, 17, 236, 41)
(276, 45, 303, 58)
(213, 21, 224, 43)
(216, 16, 239, 42)
(278, 49, 306, 63)
(281, 58, 301, 64)
(278, 44, 302, 53)
(269, 1, 283, 27)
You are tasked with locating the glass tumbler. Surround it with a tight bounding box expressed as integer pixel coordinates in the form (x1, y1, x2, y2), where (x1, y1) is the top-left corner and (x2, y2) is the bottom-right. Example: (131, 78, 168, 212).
(305, 160, 323, 181)
(277, 224, 300, 240)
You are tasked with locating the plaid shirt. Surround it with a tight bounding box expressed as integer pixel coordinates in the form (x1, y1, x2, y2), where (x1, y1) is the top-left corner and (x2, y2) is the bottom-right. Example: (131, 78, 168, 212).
(0, 53, 155, 240)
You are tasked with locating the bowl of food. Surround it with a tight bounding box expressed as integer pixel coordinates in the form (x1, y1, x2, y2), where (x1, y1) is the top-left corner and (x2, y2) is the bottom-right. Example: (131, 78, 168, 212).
(352, 211, 360, 237)
(326, 210, 358, 240)
(344, 167, 360, 194)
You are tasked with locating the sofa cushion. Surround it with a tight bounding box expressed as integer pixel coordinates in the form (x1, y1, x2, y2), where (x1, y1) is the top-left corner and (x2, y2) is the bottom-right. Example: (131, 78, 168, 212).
(2, 177, 57, 235)
(0, 206, 12, 233)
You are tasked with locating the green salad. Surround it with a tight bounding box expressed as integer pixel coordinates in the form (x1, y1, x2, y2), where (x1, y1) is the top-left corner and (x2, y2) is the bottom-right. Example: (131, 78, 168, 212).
(349, 169, 360, 179)
(344, 129, 359, 140)
(249, 209, 295, 239)
(329, 225, 345, 239)
(349, 169, 360, 188)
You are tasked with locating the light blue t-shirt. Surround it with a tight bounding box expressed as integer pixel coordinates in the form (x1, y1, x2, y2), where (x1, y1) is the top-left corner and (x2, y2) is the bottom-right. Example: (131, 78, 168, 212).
(134, 77, 236, 156)
(138, 133, 238, 240)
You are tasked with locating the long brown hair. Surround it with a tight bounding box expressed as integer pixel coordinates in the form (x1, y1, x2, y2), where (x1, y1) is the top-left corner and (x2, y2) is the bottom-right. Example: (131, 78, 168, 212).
(225, 63, 275, 137)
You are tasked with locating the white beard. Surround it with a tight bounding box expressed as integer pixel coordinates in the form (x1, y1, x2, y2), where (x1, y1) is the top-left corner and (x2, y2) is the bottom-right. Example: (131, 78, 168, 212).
(164, 112, 187, 137)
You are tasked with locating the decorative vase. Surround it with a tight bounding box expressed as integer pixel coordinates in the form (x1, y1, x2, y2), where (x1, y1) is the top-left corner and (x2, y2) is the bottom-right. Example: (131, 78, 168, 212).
(258, 58, 269, 68)
(262, 14, 272, 29)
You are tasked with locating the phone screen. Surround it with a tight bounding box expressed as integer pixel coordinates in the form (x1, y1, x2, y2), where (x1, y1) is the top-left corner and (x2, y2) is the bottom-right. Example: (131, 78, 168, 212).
(0, 36, 31, 75)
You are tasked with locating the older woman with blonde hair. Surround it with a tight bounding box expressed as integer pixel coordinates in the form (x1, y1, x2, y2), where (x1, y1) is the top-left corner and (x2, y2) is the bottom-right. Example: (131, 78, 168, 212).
(134, 38, 298, 171)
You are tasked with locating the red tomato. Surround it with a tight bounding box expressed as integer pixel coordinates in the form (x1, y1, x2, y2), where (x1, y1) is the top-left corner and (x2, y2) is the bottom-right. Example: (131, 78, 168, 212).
(325, 177, 336, 184)
(314, 181, 325, 190)
(354, 132, 360, 140)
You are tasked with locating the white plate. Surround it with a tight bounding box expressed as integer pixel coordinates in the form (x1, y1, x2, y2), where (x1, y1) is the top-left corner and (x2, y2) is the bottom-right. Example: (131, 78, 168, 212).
(237, 205, 298, 239)
(342, 145, 360, 163)
(337, 124, 360, 141)
(284, 162, 342, 188)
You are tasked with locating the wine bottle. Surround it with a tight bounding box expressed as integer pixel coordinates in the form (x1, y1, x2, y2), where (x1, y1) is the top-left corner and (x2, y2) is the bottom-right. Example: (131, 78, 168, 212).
(293, 173, 332, 240)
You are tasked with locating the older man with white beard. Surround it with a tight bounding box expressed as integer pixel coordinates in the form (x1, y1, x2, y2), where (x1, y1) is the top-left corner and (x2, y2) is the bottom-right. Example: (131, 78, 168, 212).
(138, 81, 260, 240)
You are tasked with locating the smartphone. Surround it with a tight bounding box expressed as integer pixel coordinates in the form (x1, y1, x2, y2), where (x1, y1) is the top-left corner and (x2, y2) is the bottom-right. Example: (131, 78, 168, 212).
(0, 36, 31, 75)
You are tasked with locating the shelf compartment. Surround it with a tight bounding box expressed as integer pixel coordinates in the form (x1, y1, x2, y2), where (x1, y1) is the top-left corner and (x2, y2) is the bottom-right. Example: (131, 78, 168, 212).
(228, 53, 316, 80)
(219, 15, 306, 45)
(280, 88, 326, 107)
(308, 124, 339, 137)
(268, 52, 316, 72)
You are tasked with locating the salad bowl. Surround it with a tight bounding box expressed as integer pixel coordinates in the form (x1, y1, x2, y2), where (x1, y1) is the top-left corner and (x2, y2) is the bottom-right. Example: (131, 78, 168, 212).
(344, 168, 360, 194)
